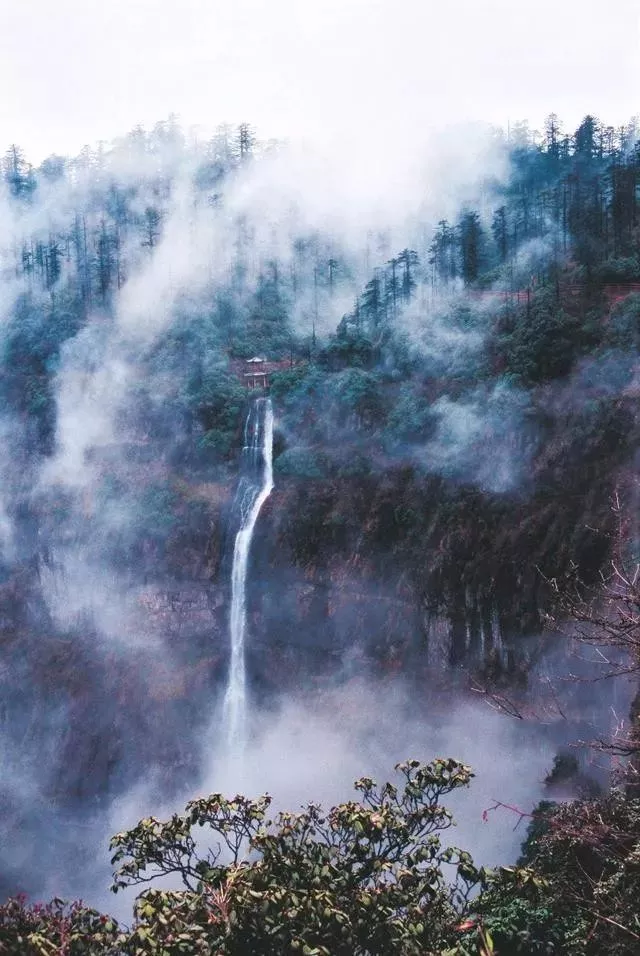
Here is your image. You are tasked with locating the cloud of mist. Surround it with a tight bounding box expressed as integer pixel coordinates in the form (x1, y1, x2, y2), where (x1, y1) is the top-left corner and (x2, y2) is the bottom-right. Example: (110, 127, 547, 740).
(11, 633, 624, 917)
(28, 677, 556, 919)
(423, 383, 535, 493)
(13, 120, 509, 641)
(0, 109, 628, 918)
(206, 679, 553, 869)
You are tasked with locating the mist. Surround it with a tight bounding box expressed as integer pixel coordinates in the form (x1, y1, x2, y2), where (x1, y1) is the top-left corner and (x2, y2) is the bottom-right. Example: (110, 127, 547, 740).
(0, 98, 638, 925)
(24, 679, 558, 918)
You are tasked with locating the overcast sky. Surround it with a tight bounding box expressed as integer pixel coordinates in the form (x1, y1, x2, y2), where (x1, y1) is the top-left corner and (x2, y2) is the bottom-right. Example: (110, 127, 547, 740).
(1, 0, 639, 161)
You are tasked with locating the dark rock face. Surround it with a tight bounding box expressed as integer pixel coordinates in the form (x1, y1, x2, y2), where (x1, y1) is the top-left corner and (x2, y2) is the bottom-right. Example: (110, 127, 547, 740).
(243, 436, 626, 690)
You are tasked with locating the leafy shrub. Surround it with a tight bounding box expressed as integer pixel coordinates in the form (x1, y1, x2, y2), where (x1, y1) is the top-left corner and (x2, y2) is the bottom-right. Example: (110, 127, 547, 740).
(4, 764, 640, 955)
(198, 427, 236, 457)
(109, 759, 481, 956)
(477, 789, 640, 955)
(335, 451, 372, 478)
(473, 867, 584, 956)
(0, 896, 120, 955)
(134, 482, 180, 542)
(495, 289, 601, 385)
(188, 364, 245, 459)
(0, 300, 83, 453)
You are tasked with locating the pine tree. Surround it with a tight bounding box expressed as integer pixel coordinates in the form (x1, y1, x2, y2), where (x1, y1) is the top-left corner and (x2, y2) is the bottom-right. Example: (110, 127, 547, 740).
(458, 211, 484, 284)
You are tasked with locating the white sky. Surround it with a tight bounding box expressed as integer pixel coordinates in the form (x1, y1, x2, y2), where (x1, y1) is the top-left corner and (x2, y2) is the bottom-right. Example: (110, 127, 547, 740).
(1, 0, 639, 162)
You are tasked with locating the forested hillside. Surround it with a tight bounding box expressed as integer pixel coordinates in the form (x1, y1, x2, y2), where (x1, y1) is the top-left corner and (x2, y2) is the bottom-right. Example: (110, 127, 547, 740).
(3, 114, 640, 668)
(1, 112, 640, 951)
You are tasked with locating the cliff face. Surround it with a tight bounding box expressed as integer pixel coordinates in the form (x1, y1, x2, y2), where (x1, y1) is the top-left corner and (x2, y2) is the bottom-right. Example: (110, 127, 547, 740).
(0, 381, 634, 814)
(243, 395, 635, 690)
(0, 473, 233, 834)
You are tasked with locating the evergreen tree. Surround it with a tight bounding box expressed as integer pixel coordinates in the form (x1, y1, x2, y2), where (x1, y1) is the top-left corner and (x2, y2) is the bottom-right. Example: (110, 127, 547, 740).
(457, 211, 484, 284)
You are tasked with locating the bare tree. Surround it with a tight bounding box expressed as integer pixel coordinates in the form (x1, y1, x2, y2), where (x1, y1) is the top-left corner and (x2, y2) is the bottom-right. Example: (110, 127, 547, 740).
(541, 490, 640, 782)
(543, 491, 640, 679)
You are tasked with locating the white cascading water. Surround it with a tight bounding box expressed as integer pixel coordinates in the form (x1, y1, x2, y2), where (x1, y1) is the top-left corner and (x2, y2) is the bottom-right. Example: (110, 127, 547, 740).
(221, 396, 274, 753)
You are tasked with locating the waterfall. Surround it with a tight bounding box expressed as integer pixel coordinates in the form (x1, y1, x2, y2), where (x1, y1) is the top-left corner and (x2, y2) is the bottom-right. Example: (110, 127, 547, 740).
(221, 396, 274, 753)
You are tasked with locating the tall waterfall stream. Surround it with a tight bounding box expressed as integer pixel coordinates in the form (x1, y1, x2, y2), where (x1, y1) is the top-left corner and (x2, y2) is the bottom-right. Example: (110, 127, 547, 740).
(221, 396, 274, 752)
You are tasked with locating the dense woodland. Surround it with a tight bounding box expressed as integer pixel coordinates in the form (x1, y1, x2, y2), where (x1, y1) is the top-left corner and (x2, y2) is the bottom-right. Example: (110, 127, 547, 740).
(1, 112, 640, 951)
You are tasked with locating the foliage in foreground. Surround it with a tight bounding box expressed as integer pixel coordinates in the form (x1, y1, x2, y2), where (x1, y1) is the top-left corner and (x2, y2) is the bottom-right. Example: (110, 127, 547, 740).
(1, 759, 640, 955)
(109, 758, 480, 956)
(479, 789, 640, 956)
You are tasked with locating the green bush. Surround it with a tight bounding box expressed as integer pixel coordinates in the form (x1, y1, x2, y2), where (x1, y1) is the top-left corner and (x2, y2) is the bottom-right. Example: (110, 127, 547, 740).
(495, 289, 601, 385)
(476, 790, 640, 956)
(198, 427, 236, 457)
(4, 763, 640, 954)
(336, 451, 372, 478)
(317, 333, 375, 370)
(134, 482, 180, 541)
(109, 758, 481, 956)
(188, 364, 245, 458)
(0, 896, 121, 955)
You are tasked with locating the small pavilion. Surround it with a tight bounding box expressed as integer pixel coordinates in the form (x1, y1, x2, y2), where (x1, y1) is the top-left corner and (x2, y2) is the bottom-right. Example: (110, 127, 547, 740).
(244, 356, 268, 390)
